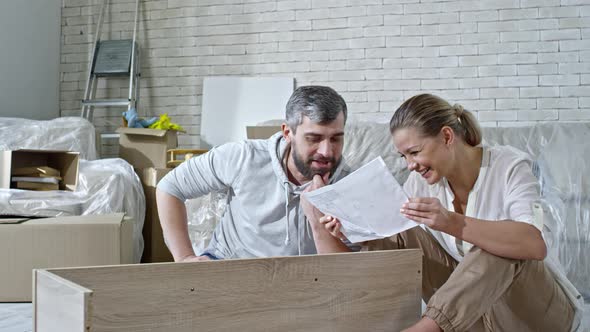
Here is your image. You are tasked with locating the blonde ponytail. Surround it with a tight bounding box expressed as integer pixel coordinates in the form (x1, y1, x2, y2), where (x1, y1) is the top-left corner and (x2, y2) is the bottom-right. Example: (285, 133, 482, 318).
(390, 94, 482, 147)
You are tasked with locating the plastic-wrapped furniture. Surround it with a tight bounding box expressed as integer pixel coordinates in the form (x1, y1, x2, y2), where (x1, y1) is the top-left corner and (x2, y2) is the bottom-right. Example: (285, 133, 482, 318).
(0, 117, 97, 160)
(188, 121, 589, 306)
(346, 121, 590, 304)
(0, 117, 145, 262)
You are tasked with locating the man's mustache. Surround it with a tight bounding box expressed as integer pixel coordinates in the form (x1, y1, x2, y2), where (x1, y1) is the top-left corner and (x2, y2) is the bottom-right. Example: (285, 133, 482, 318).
(309, 157, 335, 163)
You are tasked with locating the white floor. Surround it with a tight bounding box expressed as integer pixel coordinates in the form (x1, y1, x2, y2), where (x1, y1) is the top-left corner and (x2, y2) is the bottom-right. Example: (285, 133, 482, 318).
(0, 303, 32, 332)
(1, 302, 589, 331)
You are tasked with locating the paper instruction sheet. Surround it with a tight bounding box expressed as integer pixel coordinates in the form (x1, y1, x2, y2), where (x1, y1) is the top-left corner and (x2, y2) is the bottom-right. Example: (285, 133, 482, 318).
(303, 157, 417, 243)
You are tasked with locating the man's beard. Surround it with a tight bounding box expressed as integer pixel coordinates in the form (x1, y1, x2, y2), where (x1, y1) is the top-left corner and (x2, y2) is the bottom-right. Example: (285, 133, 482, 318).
(291, 141, 341, 181)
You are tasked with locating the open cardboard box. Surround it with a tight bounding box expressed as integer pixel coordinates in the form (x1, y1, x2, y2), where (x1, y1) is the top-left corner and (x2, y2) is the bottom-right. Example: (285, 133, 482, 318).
(0, 213, 133, 301)
(0, 149, 79, 191)
(246, 126, 282, 140)
(117, 128, 178, 168)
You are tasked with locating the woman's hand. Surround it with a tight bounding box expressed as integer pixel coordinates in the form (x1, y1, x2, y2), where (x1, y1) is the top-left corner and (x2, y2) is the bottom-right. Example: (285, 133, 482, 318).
(319, 215, 348, 241)
(400, 197, 462, 235)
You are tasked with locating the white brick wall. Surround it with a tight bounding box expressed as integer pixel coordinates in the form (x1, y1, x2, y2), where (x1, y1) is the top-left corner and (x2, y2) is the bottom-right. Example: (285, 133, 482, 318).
(60, 0, 590, 152)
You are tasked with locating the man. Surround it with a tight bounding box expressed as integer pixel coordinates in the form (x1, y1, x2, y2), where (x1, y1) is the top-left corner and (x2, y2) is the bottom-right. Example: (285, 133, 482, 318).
(156, 85, 352, 261)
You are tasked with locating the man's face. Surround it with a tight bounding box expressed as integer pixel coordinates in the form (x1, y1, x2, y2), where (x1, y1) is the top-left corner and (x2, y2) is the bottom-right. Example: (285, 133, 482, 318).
(285, 112, 345, 181)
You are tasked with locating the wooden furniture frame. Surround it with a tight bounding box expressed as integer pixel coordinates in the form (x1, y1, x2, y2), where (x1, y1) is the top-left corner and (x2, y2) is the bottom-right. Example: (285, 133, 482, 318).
(166, 148, 208, 168)
(34, 250, 421, 331)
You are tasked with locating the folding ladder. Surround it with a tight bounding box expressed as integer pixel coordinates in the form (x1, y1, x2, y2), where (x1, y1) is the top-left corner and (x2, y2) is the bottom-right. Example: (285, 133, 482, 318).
(80, 0, 141, 124)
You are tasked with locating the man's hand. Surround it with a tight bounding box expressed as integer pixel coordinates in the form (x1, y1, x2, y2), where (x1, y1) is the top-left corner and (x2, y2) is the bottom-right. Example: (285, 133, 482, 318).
(301, 173, 329, 229)
(302, 173, 353, 254)
(319, 215, 348, 241)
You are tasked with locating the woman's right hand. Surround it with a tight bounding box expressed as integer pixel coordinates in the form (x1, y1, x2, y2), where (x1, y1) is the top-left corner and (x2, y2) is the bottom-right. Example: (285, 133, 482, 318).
(320, 215, 348, 241)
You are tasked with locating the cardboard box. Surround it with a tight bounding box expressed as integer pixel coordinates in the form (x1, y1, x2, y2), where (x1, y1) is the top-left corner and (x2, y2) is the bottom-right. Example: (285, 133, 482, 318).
(0, 149, 79, 191)
(0, 213, 133, 301)
(246, 126, 282, 139)
(117, 128, 178, 168)
(138, 168, 174, 263)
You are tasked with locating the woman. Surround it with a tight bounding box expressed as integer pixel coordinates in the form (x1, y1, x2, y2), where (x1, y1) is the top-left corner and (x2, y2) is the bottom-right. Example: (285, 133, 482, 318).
(303, 94, 582, 332)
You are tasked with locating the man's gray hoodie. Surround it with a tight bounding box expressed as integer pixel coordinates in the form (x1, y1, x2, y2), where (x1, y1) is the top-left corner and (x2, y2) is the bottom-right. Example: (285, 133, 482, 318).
(157, 132, 352, 259)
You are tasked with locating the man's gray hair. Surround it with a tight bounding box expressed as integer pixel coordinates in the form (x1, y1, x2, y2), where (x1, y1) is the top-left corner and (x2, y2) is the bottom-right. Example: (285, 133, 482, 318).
(285, 85, 347, 132)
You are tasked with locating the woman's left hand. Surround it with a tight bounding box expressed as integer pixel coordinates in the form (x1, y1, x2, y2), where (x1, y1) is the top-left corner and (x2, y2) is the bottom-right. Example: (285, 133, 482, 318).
(400, 197, 461, 234)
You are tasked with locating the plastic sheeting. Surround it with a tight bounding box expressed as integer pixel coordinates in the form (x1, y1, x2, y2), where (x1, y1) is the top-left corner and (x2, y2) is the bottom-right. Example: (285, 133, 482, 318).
(0, 117, 145, 262)
(342, 121, 410, 185)
(187, 121, 589, 303)
(0, 117, 97, 160)
(0, 158, 145, 262)
(186, 192, 227, 255)
(481, 123, 590, 302)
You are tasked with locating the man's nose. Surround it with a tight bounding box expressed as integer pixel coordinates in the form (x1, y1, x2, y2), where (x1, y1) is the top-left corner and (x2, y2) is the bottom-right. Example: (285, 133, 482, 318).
(317, 140, 334, 157)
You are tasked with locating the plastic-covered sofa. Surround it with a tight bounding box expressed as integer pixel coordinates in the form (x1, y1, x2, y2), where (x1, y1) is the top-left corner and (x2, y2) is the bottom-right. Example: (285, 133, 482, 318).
(187, 121, 589, 316)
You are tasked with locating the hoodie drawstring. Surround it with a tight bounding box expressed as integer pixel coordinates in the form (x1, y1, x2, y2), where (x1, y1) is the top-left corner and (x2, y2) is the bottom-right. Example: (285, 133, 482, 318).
(284, 182, 290, 245)
(284, 181, 303, 256)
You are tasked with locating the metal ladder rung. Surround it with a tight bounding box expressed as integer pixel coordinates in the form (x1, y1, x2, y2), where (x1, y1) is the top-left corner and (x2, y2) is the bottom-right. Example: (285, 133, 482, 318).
(80, 0, 141, 159)
(100, 132, 121, 139)
(82, 99, 130, 107)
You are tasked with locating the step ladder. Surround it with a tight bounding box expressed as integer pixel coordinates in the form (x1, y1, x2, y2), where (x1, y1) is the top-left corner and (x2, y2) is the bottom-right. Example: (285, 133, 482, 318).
(80, 0, 141, 137)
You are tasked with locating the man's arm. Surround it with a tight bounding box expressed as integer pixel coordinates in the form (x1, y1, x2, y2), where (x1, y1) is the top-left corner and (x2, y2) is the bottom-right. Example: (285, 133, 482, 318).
(301, 174, 352, 254)
(156, 189, 210, 262)
(308, 218, 352, 253)
(155, 142, 249, 262)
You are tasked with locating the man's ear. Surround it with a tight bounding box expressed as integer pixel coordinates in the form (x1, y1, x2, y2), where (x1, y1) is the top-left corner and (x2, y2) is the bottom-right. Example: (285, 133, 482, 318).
(441, 126, 455, 146)
(281, 123, 293, 143)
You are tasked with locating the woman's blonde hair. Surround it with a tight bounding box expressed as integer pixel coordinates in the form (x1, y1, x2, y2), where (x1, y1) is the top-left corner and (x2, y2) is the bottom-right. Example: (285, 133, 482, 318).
(389, 94, 482, 147)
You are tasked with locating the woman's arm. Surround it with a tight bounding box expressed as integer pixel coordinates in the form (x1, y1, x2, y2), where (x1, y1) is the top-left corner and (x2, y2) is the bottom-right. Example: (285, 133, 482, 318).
(401, 197, 546, 260)
(454, 214, 545, 260)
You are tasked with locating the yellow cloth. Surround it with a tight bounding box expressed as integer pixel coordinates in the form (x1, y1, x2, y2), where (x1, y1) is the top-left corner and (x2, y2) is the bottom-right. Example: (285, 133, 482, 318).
(148, 114, 185, 132)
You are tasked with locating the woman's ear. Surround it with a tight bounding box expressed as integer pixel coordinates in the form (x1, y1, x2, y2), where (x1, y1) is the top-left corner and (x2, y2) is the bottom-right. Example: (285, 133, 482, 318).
(441, 126, 455, 146)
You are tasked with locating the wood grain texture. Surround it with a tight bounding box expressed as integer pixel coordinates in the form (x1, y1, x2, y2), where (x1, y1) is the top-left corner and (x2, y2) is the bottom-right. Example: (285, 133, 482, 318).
(39, 250, 422, 332)
(34, 270, 91, 332)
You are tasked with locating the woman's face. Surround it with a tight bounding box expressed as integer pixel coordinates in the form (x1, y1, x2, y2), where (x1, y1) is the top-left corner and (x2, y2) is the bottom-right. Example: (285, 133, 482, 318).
(392, 127, 451, 185)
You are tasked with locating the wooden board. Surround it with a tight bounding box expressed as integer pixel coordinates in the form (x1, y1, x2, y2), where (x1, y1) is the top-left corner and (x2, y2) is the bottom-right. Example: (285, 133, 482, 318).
(35, 250, 422, 331)
(34, 270, 91, 332)
(166, 149, 208, 168)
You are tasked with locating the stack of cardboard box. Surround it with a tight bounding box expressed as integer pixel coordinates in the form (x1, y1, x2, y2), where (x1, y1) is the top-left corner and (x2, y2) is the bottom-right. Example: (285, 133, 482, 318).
(117, 128, 177, 263)
(0, 149, 133, 301)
